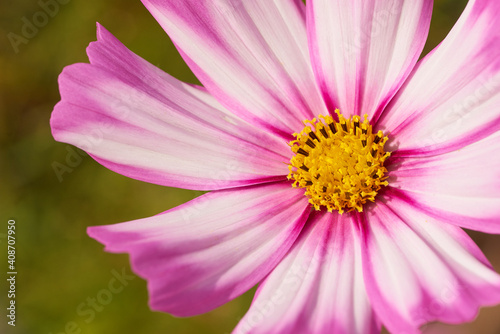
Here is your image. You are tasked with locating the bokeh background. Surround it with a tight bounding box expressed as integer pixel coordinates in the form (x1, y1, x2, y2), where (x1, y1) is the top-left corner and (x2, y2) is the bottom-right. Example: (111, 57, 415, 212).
(1, 0, 500, 333)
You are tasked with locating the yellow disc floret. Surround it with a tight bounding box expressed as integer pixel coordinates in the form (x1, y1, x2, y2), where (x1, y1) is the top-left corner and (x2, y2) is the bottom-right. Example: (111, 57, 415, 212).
(288, 110, 390, 214)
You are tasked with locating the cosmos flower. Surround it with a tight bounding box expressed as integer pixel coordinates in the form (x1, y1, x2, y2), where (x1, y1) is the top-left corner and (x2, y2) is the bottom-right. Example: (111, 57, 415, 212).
(50, 0, 500, 333)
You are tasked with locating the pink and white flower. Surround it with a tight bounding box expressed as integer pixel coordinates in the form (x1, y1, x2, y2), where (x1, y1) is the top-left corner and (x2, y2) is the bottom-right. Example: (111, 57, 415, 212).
(51, 0, 500, 333)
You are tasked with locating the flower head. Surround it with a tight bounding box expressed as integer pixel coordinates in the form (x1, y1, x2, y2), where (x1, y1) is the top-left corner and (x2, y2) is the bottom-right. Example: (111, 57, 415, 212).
(51, 0, 500, 333)
(288, 111, 390, 213)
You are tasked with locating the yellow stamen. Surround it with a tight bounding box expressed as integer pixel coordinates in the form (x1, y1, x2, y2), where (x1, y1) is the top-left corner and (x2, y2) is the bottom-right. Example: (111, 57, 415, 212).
(288, 110, 390, 214)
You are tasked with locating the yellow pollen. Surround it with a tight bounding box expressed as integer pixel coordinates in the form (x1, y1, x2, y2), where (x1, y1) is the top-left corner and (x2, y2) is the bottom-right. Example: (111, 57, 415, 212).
(288, 110, 390, 214)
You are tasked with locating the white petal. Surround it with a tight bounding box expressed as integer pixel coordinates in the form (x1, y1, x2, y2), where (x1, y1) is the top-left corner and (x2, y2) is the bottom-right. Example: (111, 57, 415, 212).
(379, 0, 500, 156)
(88, 182, 311, 316)
(307, 0, 432, 120)
(51, 25, 289, 190)
(234, 212, 378, 334)
(361, 196, 500, 333)
(142, 0, 327, 137)
(388, 132, 500, 233)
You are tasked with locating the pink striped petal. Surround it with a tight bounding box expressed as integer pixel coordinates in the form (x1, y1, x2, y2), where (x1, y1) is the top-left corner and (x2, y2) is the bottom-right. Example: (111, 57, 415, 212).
(360, 197, 500, 334)
(307, 0, 432, 120)
(87, 182, 310, 316)
(142, 0, 327, 138)
(233, 212, 379, 334)
(388, 131, 500, 233)
(51, 24, 290, 191)
(379, 0, 500, 156)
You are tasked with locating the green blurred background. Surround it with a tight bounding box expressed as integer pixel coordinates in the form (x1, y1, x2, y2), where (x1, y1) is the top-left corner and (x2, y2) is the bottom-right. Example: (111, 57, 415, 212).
(1, 0, 500, 333)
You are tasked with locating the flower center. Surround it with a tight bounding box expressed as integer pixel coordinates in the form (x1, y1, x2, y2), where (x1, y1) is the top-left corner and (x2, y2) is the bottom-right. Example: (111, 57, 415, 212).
(288, 110, 390, 214)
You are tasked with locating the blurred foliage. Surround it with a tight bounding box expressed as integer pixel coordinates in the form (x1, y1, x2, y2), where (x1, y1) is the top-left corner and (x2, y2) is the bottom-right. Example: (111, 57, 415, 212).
(1, 0, 500, 334)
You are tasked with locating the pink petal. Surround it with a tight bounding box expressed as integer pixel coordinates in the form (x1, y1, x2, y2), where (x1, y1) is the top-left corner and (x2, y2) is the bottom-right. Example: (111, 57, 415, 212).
(233, 212, 379, 334)
(51, 24, 290, 191)
(379, 0, 500, 156)
(87, 182, 310, 316)
(141, 0, 327, 138)
(307, 0, 432, 120)
(388, 131, 500, 233)
(360, 196, 500, 333)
